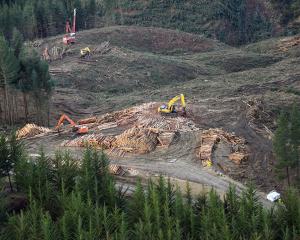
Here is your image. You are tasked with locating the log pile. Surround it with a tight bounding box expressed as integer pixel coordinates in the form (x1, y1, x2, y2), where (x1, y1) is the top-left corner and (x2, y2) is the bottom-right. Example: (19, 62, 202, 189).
(62, 125, 160, 154)
(278, 36, 300, 52)
(199, 131, 221, 166)
(109, 164, 125, 175)
(78, 117, 97, 125)
(157, 132, 177, 147)
(199, 128, 248, 166)
(91, 102, 198, 132)
(112, 127, 158, 154)
(17, 124, 51, 139)
(62, 134, 115, 149)
(229, 153, 247, 165)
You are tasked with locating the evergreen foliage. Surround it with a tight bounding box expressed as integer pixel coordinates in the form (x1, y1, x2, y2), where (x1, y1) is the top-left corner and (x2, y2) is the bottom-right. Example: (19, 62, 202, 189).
(271, 0, 300, 24)
(0, 132, 23, 192)
(273, 104, 300, 187)
(0, 138, 299, 239)
(0, 32, 53, 125)
(0, 0, 299, 45)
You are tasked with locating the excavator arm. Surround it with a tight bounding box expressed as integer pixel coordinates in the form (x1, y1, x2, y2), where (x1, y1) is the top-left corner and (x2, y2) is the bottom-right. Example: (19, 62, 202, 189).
(167, 94, 185, 110)
(72, 8, 76, 34)
(180, 94, 186, 108)
(55, 114, 89, 134)
(55, 114, 76, 130)
(158, 94, 186, 115)
(167, 95, 181, 109)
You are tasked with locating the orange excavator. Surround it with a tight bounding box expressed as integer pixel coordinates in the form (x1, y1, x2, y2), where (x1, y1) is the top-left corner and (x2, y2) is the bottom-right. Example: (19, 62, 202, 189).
(55, 114, 88, 134)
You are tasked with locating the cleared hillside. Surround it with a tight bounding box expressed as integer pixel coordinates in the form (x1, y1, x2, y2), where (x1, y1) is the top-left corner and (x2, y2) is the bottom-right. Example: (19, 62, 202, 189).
(23, 25, 300, 192)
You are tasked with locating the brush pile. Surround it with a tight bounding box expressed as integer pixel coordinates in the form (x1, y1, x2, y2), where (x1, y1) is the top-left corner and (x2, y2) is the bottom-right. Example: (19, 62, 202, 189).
(245, 98, 273, 139)
(17, 124, 51, 139)
(199, 128, 247, 166)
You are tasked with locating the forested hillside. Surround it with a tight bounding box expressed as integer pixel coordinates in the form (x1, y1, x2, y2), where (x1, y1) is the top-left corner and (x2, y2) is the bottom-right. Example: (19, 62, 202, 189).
(0, 140, 299, 239)
(1, 0, 300, 45)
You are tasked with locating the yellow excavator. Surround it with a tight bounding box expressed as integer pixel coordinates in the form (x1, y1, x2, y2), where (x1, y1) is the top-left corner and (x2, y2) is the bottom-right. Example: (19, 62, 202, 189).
(158, 94, 186, 116)
(80, 47, 91, 58)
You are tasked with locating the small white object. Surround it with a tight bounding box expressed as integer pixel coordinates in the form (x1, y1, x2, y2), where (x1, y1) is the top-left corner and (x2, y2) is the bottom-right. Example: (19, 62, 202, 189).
(168, 159, 177, 163)
(127, 168, 139, 176)
(267, 190, 281, 202)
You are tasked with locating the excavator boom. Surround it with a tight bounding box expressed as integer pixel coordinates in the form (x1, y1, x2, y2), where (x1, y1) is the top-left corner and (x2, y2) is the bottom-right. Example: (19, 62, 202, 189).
(55, 114, 88, 134)
(55, 114, 76, 130)
(63, 8, 76, 45)
(72, 8, 76, 33)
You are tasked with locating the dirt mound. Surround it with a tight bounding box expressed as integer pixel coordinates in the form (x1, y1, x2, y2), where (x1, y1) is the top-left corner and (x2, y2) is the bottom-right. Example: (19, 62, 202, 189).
(79, 26, 223, 54)
(17, 124, 51, 139)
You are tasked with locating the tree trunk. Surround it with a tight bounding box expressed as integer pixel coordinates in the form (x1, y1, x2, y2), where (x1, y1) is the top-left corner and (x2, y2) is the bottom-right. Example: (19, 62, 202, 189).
(23, 92, 28, 122)
(297, 156, 300, 181)
(3, 85, 8, 123)
(12, 92, 17, 124)
(0, 90, 3, 123)
(47, 101, 50, 127)
(286, 166, 291, 187)
(8, 174, 13, 192)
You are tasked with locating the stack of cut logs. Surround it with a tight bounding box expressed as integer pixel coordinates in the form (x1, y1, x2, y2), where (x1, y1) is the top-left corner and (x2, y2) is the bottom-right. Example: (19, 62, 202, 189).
(62, 134, 115, 149)
(16, 124, 51, 139)
(199, 128, 248, 166)
(199, 131, 220, 166)
(112, 127, 158, 154)
(157, 132, 177, 147)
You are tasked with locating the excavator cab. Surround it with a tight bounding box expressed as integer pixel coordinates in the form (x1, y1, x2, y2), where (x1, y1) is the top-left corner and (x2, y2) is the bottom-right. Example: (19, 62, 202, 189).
(158, 94, 186, 116)
(80, 47, 91, 58)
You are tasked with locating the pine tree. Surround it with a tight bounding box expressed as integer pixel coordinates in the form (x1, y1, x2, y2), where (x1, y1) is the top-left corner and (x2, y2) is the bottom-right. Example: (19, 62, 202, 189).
(273, 112, 293, 186)
(19, 47, 53, 125)
(0, 34, 19, 125)
(10, 28, 23, 58)
(0, 134, 13, 191)
(290, 103, 300, 180)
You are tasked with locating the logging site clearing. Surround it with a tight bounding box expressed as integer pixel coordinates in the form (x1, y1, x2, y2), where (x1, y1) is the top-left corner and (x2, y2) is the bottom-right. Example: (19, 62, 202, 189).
(17, 25, 300, 205)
